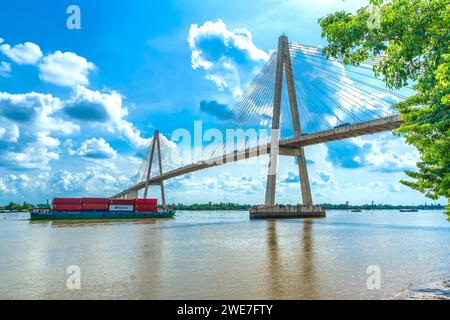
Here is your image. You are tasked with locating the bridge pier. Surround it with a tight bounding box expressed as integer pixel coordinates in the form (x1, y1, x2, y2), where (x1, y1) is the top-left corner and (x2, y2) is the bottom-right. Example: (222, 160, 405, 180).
(250, 205, 325, 219)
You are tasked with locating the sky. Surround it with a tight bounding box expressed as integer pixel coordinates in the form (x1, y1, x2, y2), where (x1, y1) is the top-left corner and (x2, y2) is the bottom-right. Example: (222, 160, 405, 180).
(0, 0, 445, 206)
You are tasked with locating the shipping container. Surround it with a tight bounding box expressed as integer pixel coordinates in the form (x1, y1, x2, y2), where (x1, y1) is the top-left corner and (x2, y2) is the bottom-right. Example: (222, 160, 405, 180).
(109, 199, 134, 205)
(53, 198, 82, 204)
(134, 198, 157, 205)
(134, 207, 158, 212)
(135, 205, 158, 211)
(134, 203, 158, 208)
(81, 198, 109, 204)
(81, 203, 109, 211)
(53, 204, 82, 211)
(109, 204, 134, 212)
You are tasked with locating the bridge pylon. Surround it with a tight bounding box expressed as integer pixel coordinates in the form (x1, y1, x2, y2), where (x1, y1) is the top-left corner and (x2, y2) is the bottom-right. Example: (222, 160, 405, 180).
(142, 129, 166, 207)
(264, 35, 313, 208)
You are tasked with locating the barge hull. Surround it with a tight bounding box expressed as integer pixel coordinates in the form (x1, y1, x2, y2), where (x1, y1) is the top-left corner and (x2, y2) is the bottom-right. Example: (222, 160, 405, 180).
(30, 210, 175, 221)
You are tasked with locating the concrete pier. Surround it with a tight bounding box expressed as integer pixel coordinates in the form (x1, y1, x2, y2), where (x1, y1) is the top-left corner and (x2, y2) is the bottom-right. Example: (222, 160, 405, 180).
(249, 205, 326, 219)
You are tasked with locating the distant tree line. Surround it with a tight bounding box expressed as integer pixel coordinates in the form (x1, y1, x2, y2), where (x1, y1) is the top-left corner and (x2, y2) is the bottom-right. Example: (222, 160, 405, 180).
(319, 203, 445, 210)
(167, 202, 445, 211)
(0, 202, 35, 211)
(169, 202, 251, 211)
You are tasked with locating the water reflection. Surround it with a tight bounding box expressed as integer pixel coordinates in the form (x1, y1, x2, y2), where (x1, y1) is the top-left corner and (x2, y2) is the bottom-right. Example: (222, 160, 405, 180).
(29, 219, 165, 228)
(266, 219, 318, 299)
(300, 221, 317, 298)
(0, 210, 449, 299)
(266, 220, 281, 298)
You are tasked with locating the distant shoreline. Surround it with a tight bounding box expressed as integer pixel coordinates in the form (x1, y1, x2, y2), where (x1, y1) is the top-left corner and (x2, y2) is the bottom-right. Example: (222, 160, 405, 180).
(166, 203, 446, 211)
(0, 202, 446, 212)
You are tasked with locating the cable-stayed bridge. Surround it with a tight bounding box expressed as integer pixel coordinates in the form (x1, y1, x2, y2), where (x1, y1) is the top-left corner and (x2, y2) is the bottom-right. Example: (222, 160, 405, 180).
(111, 35, 411, 213)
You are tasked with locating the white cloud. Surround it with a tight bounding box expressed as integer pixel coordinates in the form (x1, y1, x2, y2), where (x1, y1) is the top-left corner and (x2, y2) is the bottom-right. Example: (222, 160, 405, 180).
(0, 61, 11, 77)
(64, 86, 149, 147)
(71, 137, 117, 159)
(0, 123, 19, 142)
(0, 91, 79, 134)
(0, 91, 80, 170)
(350, 134, 419, 172)
(38, 51, 96, 87)
(49, 167, 132, 195)
(188, 19, 269, 98)
(165, 171, 264, 195)
(0, 41, 42, 65)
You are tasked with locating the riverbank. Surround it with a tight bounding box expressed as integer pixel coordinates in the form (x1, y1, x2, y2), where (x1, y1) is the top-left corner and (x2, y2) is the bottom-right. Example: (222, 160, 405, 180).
(397, 277, 450, 300)
(167, 203, 446, 211)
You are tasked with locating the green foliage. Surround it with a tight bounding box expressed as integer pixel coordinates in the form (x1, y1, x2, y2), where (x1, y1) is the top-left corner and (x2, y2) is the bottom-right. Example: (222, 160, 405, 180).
(169, 202, 251, 211)
(167, 202, 445, 211)
(1, 202, 34, 212)
(318, 0, 450, 216)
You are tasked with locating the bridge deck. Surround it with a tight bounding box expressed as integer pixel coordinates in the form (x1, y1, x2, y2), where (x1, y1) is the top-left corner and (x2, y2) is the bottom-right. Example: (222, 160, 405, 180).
(112, 115, 402, 199)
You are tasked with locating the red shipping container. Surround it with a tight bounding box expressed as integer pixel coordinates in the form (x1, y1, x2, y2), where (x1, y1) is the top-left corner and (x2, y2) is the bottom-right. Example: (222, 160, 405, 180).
(135, 206, 157, 212)
(81, 203, 109, 211)
(134, 198, 157, 205)
(109, 199, 134, 205)
(134, 207, 158, 212)
(53, 204, 82, 211)
(82, 198, 109, 204)
(53, 198, 82, 204)
(134, 204, 157, 208)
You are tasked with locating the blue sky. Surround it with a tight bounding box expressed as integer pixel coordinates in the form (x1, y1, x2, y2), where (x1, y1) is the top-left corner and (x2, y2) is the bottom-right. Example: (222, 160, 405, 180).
(0, 0, 445, 205)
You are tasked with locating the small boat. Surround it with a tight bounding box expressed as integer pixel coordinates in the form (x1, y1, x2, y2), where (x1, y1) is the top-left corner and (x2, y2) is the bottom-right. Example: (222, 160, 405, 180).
(30, 197, 175, 221)
(350, 209, 362, 212)
(399, 209, 418, 212)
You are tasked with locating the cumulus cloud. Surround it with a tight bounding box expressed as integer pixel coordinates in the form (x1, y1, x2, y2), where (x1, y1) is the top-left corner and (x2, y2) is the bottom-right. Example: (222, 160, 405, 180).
(70, 137, 117, 159)
(0, 91, 78, 134)
(38, 51, 96, 87)
(0, 139, 60, 170)
(0, 163, 134, 202)
(0, 91, 80, 170)
(199, 99, 233, 120)
(49, 167, 132, 195)
(188, 19, 269, 98)
(326, 139, 371, 169)
(64, 85, 125, 122)
(0, 85, 148, 172)
(0, 174, 32, 195)
(0, 41, 43, 65)
(0, 61, 11, 77)
(166, 171, 263, 195)
(0, 123, 19, 143)
(63, 86, 148, 147)
(351, 135, 418, 172)
(326, 133, 419, 172)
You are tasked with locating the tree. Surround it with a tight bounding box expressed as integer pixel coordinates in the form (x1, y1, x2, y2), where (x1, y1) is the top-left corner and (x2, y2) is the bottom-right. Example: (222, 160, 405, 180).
(318, 0, 450, 217)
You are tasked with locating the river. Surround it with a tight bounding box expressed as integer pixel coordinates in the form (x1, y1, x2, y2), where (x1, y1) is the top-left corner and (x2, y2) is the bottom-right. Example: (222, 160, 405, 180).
(0, 210, 449, 299)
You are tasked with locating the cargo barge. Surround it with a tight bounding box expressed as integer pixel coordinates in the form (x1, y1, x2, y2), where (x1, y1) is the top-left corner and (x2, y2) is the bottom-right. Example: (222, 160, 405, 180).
(30, 198, 175, 220)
